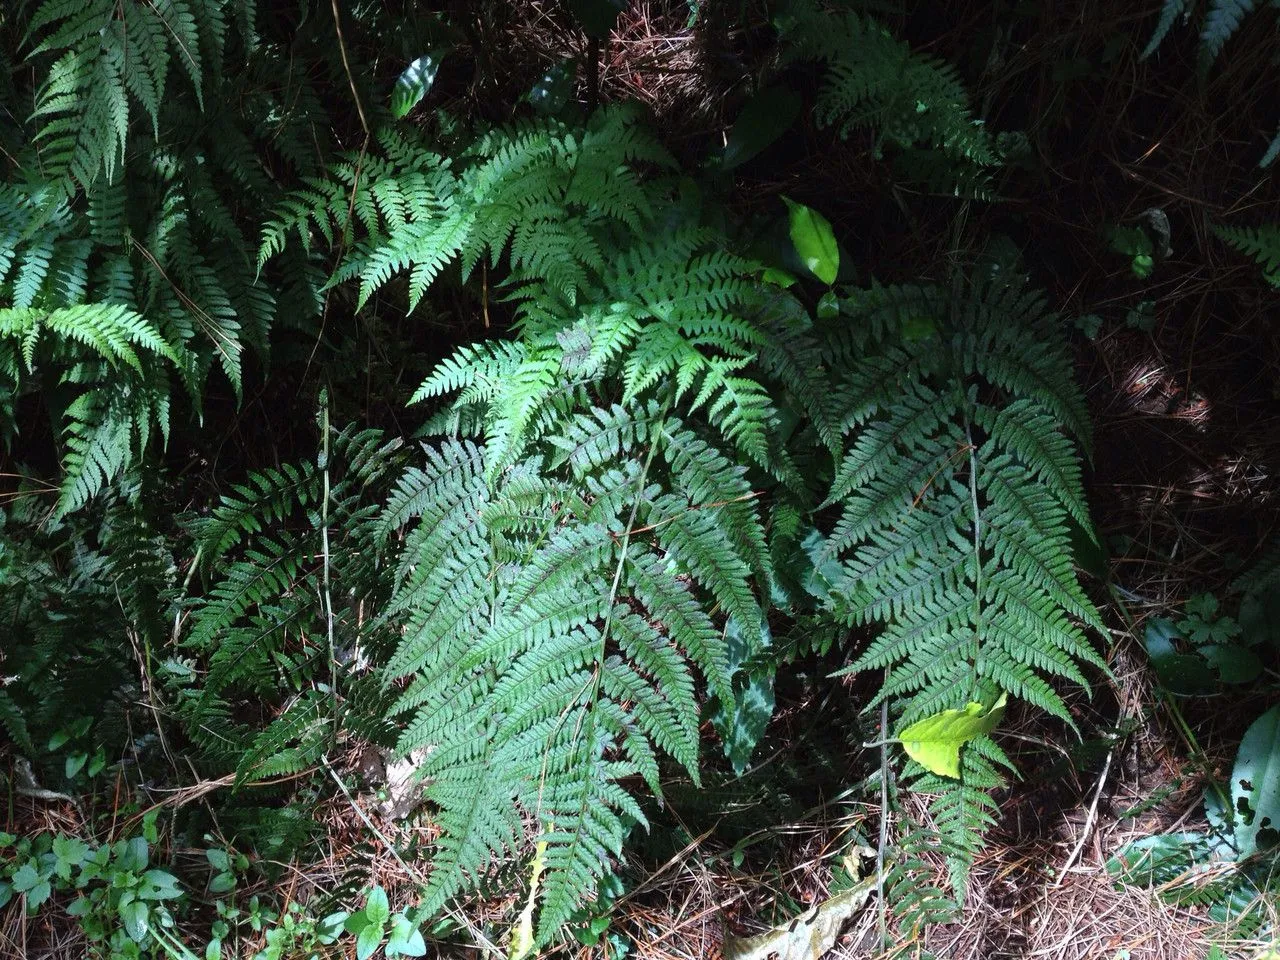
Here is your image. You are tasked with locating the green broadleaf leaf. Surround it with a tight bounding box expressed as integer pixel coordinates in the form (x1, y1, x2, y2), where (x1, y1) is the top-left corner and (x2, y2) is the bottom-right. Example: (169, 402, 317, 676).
(783, 198, 839, 285)
(761, 267, 797, 289)
(47, 729, 72, 751)
(364, 885, 390, 926)
(52, 835, 90, 879)
(26, 879, 52, 913)
(565, 0, 626, 38)
(712, 668, 776, 776)
(391, 51, 447, 119)
(318, 911, 350, 943)
(723, 86, 802, 170)
(208, 872, 236, 894)
(1106, 832, 1209, 887)
(345, 910, 371, 935)
(11, 863, 41, 893)
(1142, 619, 1215, 695)
(357, 921, 384, 960)
(65, 752, 87, 779)
(117, 836, 150, 873)
(121, 899, 150, 941)
(143, 869, 183, 900)
(1232, 704, 1280, 857)
(528, 59, 576, 115)
(1201, 643, 1262, 684)
(387, 916, 427, 957)
(898, 693, 1009, 778)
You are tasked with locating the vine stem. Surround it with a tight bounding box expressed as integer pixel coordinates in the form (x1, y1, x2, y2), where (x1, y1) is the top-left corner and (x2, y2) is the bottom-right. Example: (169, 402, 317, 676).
(329, 0, 368, 135)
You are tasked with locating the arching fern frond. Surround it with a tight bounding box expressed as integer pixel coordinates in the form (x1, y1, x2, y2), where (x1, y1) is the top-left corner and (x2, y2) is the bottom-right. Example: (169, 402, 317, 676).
(817, 274, 1105, 906)
(1214, 223, 1280, 287)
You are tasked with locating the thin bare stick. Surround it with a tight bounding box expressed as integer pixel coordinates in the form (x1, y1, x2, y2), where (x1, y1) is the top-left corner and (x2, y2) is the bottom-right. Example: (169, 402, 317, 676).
(330, 0, 369, 135)
(1054, 746, 1114, 886)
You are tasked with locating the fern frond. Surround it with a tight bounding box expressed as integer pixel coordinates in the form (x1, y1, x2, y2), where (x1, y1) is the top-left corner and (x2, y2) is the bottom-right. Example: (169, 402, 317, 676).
(782, 9, 997, 169)
(1214, 223, 1280, 287)
(235, 690, 331, 786)
(1142, 0, 1192, 58)
(824, 273, 1103, 896)
(1200, 0, 1257, 64)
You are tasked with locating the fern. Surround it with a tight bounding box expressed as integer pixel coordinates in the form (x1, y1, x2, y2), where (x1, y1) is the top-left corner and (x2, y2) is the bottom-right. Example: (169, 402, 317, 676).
(0, 5, 1125, 947)
(176, 422, 404, 778)
(0, 1, 320, 515)
(261, 107, 672, 313)
(1142, 0, 1194, 58)
(814, 275, 1105, 904)
(1214, 223, 1280, 287)
(779, 5, 998, 192)
(23, 0, 241, 193)
(1200, 0, 1258, 64)
(380, 390, 767, 939)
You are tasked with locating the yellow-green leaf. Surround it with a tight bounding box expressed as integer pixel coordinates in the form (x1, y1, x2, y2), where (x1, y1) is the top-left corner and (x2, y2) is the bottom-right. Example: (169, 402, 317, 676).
(509, 836, 548, 960)
(898, 693, 1008, 778)
(782, 197, 839, 285)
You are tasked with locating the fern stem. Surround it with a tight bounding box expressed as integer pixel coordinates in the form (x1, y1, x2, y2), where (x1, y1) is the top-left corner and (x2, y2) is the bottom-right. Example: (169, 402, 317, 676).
(538, 395, 674, 818)
(965, 424, 983, 701)
(876, 696, 889, 944)
(318, 389, 337, 737)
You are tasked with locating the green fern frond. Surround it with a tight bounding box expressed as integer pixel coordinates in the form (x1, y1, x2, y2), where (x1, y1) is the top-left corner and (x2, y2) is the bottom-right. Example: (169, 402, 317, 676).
(1142, 0, 1192, 58)
(235, 690, 331, 786)
(781, 9, 997, 171)
(24, 0, 230, 192)
(1201, 0, 1257, 64)
(822, 274, 1103, 895)
(1214, 223, 1280, 286)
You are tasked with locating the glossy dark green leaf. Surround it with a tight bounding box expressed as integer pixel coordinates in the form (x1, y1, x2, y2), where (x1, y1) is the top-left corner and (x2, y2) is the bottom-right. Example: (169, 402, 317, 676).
(529, 59, 577, 115)
(566, 0, 626, 38)
(714, 668, 776, 776)
(723, 86, 801, 170)
(1142, 618, 1214, 695)
(1106, 832, 1209, 887)
(1200, 643, 1262, 684)
(713, 618, 776, 775)
(208, 871, 236, 894)
(761, 266, 797, 288)
(816, 290, 840, 319)
(120, 898, 150, 941)
(64, 752, 87, 779)
(391, 51, 448, 120)
(1232, 704, 1280, 857)
(783, 197, 839, 285)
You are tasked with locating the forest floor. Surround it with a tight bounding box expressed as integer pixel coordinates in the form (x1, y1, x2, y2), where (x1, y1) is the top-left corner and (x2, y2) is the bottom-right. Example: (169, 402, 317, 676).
(6, 1, 1279, 957)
